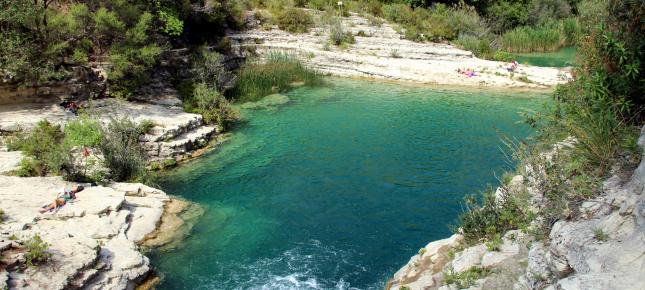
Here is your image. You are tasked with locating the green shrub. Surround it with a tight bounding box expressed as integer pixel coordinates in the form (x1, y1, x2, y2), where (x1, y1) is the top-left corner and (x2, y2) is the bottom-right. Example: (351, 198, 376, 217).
(162, 158, 178, 168)
(454, 34, 494, 59)
(456, 188, 532, 244)
(0, 208, 4, 222)
(233, 52, 321, 102)
(8, 120, 68, 176)
(191, 83, 238, 129)
(329, 18, 356, 46)
(486, 1, 529, 33)
(99, 118, 147, 182)
(24, 234, 52, 267)
(485, 234, 503, 251)
(593, 227, 609, 242)
(158, 10, 184, 36)
(364, 0, 383, 17)
(138, 119, 155, 134)
(193, 50, 231, 92)
(444, 267, 490, 289)
(64, 116, 103, 148)
(493, 51, 514, 62)
(383, 4, 415, 25)
(276, 8, 314, 33)
(528, 0, 572, 26)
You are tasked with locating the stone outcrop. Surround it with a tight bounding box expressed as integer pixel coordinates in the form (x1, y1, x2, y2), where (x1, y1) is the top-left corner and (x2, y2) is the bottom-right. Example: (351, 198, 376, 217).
(0, 96, 218, 163)
(0, 66, 107, 106)
(389, 128, 645, 290)
(230, 10, 571, 89)
(0, 176, 197, 289)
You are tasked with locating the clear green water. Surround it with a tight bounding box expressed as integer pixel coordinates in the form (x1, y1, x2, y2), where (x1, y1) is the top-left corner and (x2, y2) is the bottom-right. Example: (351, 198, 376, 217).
(150, 79, 546, 289)
(514, 47, 576, 67)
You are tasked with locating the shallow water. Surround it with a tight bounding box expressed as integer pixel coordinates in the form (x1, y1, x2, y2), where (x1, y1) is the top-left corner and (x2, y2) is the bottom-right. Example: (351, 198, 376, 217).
(514, 47, 576, 67)
(150, 79, 546, 289)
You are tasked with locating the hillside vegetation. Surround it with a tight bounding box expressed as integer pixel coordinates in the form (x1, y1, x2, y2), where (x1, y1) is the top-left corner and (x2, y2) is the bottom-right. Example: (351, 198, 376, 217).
(457, 0, 645, 247)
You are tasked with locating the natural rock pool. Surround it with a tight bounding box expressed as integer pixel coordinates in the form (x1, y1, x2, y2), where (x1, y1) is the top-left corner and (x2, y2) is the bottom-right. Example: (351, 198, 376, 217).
(149, 79, 546, 289)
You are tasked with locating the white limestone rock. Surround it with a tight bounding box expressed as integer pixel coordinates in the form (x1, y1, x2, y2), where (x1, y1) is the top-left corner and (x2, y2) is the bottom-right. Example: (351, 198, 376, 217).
(0, 151, 23, 175)
(450, 244, 487, 273)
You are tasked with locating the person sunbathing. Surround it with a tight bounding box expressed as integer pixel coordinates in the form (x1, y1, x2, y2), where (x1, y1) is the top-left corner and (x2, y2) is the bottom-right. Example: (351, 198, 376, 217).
(39, 185, 85, 213)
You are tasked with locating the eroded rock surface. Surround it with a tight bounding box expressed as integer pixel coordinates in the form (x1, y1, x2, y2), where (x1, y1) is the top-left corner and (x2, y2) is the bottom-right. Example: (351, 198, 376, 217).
(389, 129, 645, 290)
(230, 10, 570, 89)
(0, 176, 192, 290)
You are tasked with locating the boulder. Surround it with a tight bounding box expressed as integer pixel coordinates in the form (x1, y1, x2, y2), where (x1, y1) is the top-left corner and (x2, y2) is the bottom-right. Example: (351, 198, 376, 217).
(450, 244, 487, 273)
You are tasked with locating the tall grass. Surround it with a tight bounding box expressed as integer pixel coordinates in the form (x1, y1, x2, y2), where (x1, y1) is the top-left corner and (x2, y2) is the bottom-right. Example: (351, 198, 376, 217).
(233, 52, 322, 102)
(500, 18, 579, 52)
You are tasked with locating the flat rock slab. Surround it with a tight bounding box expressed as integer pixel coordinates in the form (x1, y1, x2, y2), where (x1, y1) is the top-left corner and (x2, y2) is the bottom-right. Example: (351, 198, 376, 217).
(0, 103, 71, 132)
(0, 151, 23, 174)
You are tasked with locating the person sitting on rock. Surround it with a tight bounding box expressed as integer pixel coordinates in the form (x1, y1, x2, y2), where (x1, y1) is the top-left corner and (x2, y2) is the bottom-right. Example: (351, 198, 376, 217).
(39, 185, 85, 213)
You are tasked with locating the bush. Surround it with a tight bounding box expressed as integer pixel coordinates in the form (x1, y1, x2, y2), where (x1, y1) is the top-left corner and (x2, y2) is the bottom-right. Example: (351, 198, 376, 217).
(486, 1, 529, 33)
(444, 267, 490, 289)
(493, 51, 514, 62)
(64, 116, 103, 148)
(383, 4, 415, 25)
(454, 34, 494, 59)
(276, 8, 314, 33)
(24, 234, 52, 267)
(99, 118, 147, 182)
(528, 0, 572, 26)
(191, 83, 238, 129)
(8, 120, 68, 176)
(233, 52, 322, 102)
(456, 188, 532, 243)
(329, 18, 356, 46)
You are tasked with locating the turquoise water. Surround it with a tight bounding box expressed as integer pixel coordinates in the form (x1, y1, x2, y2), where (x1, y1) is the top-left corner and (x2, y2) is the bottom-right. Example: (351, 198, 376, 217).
(150, 79, 545, 289)
(513, 47, 576, 67)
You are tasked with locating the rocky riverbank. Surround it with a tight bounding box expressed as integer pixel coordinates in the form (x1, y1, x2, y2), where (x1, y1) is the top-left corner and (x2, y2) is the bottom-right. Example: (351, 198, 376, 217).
(230, 10, 571, 89)
(388, 131, 645, 289)
(0, 173, 199, 289)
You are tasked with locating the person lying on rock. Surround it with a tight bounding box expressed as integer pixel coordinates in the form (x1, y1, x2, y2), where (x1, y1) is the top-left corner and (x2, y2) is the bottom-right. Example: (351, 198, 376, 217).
(39, 185, 85, 213)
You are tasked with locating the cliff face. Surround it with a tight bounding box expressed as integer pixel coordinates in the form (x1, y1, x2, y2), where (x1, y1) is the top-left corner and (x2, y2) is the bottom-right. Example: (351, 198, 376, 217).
(388, 129, 645, 290)
(0, 175, 197, 290)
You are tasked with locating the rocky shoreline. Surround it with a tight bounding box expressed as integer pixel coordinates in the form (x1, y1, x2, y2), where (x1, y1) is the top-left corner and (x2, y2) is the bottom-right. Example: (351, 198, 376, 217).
(388, 131, 645, 290)
(0, 174, 198, 289)
(230, 10, 571, 89)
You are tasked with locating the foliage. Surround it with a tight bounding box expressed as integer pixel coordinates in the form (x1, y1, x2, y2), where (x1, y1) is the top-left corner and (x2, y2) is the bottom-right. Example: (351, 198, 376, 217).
(276, 8, 314, 33)
(0, 208, 4, 222)
(456, 187, 532, 243)
(444, 267, 490, 289)
(99, 118, 147, 182)
(500, 19, 578, 53)
(528, 0, 573, 26)
(233, 52, 322, 102)
(486, 1, 529, 33)
(64, 116, 103, 148)
(191, 83, 239, 129)
(193, 50, 231, 92)
(0, 0, 238, 89)
(24, 234, 52, 267)
(485, 233, 503, 251)
(593, 227, 608, 241)
(454, 34, 494, 59)
(158, 10, 184, 36)
(8, 120, 68, 176)
(329, 17, 356, 46)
